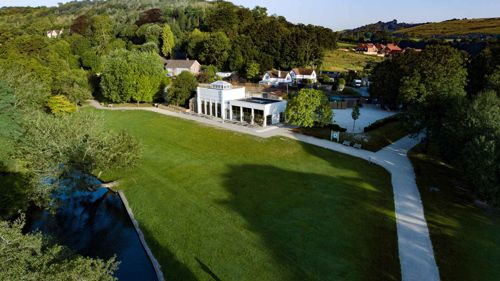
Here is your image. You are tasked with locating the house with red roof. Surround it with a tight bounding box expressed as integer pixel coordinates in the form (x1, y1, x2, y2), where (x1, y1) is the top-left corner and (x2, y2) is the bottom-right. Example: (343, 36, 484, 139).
(356, 43, 379, 55)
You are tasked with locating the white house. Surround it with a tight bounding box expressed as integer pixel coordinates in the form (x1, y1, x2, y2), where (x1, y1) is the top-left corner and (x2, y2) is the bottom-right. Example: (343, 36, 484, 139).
(196, 81, 287, 127)
(161, 58, 201, 77)
(290, 68, 317, 83)
(46, 29, 63, 38)
(260, 70, 292, 85)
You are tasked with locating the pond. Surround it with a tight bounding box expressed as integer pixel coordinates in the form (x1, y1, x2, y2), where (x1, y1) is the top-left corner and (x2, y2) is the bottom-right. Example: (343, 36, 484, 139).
(25, 177, 158, 281)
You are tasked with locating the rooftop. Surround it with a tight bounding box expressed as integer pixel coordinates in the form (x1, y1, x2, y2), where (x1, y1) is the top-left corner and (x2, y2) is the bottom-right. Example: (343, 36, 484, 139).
(237, 97, 283, 105)
(210, 80, 232, 89)
(160, 58, 199, 68)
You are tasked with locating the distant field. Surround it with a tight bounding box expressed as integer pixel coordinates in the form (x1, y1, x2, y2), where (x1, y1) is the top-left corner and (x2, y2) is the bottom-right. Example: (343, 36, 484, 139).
(395, 17, 500, 37)
(322, 49, 384, 72)
(337, 41, 357, 49)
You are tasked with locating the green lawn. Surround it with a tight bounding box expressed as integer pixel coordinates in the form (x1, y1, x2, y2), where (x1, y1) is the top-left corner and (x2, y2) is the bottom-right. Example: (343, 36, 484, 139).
(409, 145, 500, 281)
(95, 109, 400, 281)
(322, 49, 384, 72)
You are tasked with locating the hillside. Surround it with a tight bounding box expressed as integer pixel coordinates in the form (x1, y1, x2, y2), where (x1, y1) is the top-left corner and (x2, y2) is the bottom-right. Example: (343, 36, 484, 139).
(322, 49, 384, 72)
(345, 19, 422, 34)
(395, 17, 500, 38)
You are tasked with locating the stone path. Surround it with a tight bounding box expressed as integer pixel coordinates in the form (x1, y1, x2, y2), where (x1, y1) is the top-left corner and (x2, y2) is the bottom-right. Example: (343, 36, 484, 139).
(88, 100, 440, 281)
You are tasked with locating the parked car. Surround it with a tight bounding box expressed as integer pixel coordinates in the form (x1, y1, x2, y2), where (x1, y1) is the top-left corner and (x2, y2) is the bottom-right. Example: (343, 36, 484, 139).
(352, 79, 362, 87)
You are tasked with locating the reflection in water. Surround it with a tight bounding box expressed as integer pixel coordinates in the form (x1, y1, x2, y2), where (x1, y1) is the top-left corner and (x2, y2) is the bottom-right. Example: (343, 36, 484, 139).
(26, 176, 157, 281)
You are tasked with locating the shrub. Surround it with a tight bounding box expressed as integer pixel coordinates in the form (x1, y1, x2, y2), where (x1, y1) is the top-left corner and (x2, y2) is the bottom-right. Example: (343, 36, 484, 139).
(363, 113, 402, 132)
(46, 95, 77, 115)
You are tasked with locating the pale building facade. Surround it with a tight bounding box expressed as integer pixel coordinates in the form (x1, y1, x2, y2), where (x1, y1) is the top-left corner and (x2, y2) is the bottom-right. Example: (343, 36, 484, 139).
(196, 81, 287, 127)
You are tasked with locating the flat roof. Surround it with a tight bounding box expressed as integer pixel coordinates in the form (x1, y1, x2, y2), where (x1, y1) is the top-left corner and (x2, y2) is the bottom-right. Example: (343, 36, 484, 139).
(237, 97, 283, 105)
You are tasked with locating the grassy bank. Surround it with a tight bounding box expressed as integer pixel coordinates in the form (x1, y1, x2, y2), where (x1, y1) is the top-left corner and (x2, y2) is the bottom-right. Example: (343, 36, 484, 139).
(409, 145, 500, 281)
(94, 108, 400, 281)
(322, 49, 384, 72)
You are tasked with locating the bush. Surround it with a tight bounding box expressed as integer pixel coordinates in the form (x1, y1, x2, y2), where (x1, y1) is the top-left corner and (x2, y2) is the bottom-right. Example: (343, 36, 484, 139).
(363, 113, 402, 132)
(340, 87, 361, 96)
(322, 123, 347, 132)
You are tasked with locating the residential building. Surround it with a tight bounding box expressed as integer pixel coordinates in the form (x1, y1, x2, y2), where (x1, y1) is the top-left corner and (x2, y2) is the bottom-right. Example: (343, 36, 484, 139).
(356, 43, 379, 55)
(290, 68, 317, 83)
(260, 70, 292, 85)
(196, 81, 287, 127)
(161, 58, 201, 76)
(381, 43, 402, 56)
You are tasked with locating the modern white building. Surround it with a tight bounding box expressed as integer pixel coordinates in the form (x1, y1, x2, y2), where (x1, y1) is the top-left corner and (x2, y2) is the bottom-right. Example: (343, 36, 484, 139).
(196, 81, 287, 127)
(196, 81, 246, 120)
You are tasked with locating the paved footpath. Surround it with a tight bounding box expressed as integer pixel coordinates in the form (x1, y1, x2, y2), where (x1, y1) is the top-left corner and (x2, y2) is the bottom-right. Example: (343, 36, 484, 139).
(89, 101, 440, 281)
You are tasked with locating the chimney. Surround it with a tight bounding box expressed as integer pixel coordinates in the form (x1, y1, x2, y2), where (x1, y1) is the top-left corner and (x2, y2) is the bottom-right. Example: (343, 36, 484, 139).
(278, 70, 281, 77)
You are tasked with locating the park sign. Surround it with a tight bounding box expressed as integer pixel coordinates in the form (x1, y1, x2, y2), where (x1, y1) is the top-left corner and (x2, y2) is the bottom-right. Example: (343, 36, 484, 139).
(331, 130, 340, 142)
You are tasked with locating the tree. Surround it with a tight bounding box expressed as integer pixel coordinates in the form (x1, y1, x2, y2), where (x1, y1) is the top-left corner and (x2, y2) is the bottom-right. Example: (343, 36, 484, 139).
(51, 69, 92, 104)
(285, 88, 332, 127)
(101, 50, 166, 103)
(89, 15, 113, 54)
(100, 51, 134, 103)
(16, 111, 141, 203)
(467, 44, 500, 96)
(161, 25, 175, 58)
(369, 50, 420, 109)
(0, 217, 118, 281)
(0, 81, 22, 149)
(337, 78, 346, 91)
(400, 45, 468, 140)
(0, 63, 51, 112)
(198, 65, 218, 83)
(136, 24, 163, 46)
(46, 95, 77, 115)
(140, 42, 159, 53)
(459, 90, 500, 205)
(198, 32, 231, 69)
(351, 105, 360, 132)
(245, 61, 260, 81)
(168, 71, 198, 106)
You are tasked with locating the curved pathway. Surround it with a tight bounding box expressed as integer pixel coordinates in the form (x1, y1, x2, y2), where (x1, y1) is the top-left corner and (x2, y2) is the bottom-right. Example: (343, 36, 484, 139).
(88, 101, 440, 281)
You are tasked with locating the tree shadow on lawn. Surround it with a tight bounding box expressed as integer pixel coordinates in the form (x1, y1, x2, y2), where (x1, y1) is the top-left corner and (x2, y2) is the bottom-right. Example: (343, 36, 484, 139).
(140, 225, 199, 281)
(219, 163, 400, 281)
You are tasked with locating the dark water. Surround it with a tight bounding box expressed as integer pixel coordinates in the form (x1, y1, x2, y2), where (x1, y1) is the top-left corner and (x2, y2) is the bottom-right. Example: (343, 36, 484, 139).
(26, 179, 157, 281)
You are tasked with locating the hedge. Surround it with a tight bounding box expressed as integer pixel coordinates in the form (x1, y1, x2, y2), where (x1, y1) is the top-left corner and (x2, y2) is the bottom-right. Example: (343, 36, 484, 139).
(363, 113, 402, 132)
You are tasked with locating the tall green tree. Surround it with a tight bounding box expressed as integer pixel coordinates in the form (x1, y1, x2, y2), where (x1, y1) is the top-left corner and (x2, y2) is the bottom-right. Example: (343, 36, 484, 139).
(100, 51, 134, 103)
(161, 24, 175, 58)
(0, 217, 118, 281)
(199, 32, 231, 69)
(351, 105, 360, 132)
(461, 90, 500, 205)
(245, 61, 260, 81)
(168, 71, 198, 106)
(16, 111, 141, 203)
(400, 45, 468, 139)
(101, 50, 166, 103)
(286, 89, 332, 127)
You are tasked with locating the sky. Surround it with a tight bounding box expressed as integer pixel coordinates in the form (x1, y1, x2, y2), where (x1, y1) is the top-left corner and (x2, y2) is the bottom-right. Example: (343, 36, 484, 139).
(1, 0, 499, 31)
